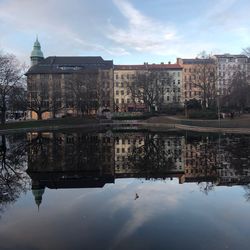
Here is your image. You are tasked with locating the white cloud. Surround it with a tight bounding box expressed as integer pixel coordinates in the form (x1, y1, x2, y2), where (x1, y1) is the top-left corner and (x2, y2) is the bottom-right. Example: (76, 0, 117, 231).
(108, 0, 179, 55)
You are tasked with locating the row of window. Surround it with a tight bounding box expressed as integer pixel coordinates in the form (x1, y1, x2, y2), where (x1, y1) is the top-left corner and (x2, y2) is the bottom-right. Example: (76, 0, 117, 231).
(166, 96, 181, 101)
(115, 98, 130, 104)
(115, 90, 130, 96)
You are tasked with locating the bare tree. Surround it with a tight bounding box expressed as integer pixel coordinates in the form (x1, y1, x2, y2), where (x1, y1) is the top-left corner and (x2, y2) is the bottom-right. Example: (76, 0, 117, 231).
(50, 80, 63, 119)
(65, 70, 100, 116)
(226, 70, 250, 112)
(190, 54, 218, 110)
(8, 83, 27, 118)
(128, 71, 172, 112)
(27, 80, 50, 120)
(0, 52, 24, 124)
(242, 47, 250, 57)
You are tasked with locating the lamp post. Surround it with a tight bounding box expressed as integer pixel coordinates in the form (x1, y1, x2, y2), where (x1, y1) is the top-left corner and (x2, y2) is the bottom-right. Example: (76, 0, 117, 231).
(217, 90, 221, 128)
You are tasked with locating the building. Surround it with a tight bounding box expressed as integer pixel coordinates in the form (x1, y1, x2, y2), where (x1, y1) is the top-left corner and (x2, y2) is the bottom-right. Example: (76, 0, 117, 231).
(214, 54, 248, 96)
(26, 38, 114, 119)
(114, 65, 146, 112)
(114, 62, 183, 112)
(177, 58, 216, 106)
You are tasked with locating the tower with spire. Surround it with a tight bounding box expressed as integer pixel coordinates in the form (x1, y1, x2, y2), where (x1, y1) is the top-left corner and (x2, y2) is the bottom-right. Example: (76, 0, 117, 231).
(30, 36, 44, 66)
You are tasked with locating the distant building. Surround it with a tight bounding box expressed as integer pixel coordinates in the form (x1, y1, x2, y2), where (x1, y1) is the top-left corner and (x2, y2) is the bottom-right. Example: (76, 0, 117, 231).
(177, 58, 216, 104)
(214, 54, 248, 95)
(114, 62, 183, 112)
(26, 38, 114, 119)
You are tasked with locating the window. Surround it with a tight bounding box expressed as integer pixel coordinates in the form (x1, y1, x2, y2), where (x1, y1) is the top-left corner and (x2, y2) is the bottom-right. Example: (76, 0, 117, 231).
(121, 90, 124, 95)
(115, 74, 118, 79)
(116, 90, 119, 95)
(116, 98, 119, 104)
(116, 82, 119, 87)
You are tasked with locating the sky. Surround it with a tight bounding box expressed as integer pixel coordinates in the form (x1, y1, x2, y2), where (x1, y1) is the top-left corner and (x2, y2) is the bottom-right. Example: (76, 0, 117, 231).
(0, 0, 250, 65)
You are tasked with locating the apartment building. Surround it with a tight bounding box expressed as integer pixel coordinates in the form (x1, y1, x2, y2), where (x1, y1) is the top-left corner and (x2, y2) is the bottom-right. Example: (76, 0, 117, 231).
(214, 54, 248, 95)
(177, 58, 216, 104)
(114, 62, 183, 112)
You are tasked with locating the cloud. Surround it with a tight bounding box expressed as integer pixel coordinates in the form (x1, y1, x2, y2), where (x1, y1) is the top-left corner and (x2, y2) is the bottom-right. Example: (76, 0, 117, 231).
(108, 0, 179, 55)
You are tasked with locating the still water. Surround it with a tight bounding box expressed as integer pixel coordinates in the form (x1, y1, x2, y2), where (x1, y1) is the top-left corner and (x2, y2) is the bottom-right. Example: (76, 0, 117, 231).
(0, 131, 250, 250)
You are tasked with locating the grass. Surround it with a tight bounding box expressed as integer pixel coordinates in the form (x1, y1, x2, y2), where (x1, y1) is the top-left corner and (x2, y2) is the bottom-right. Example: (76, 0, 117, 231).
(0, 117, 99, 130)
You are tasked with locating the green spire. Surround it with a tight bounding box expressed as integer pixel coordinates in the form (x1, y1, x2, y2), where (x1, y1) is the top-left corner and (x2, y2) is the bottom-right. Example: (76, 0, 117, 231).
(30, 36, 44, 66)
(32, 188, 45, 211)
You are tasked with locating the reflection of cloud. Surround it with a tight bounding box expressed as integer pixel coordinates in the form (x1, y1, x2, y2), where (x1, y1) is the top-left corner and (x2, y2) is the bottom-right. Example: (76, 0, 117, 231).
(107, 180, 183, 247)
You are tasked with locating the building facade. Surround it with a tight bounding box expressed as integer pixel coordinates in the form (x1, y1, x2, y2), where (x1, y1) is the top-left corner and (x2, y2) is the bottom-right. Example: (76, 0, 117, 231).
(26, 39, 114, 119)
(114, 63, 183, 112)
(214, 54, 248, 96)
(177, 58, 216, 107)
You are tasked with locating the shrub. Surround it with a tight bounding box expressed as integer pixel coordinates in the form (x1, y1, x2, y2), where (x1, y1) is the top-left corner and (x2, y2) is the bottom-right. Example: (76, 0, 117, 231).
(188, 110, 218, 119)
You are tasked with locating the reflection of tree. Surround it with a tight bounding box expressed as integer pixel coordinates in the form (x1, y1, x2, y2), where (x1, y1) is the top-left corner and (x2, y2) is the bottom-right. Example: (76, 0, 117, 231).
(185, 134, 219, 194)
(27, 132, 111, 173)
(0, 135, 29, 217)
(127, 134, 175, 178)
(243, 184, 250, 202)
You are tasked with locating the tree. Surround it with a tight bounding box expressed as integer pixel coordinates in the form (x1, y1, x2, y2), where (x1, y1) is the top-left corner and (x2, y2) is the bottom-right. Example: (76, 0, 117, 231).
(185, 98, 202, 110)
(128, 71, 172, 112)
(242, 47, 250, 57)
(0, 52, 24, 124)
(65, 70, 100, 116)
(8, 84, 27, 118)
(27, 79, 50, 120)
(226, 70, 250, 111)
(190, 54, 218, 110)
(50, 79, 63, 119)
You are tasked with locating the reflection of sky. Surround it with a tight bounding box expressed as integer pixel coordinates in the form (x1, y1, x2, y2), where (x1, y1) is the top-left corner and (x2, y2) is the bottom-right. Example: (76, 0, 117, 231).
(0, 179, 250, 250)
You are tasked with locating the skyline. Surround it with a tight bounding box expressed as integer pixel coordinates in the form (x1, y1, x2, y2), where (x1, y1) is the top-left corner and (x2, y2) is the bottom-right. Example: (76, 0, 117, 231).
(1, 0, 250, 65)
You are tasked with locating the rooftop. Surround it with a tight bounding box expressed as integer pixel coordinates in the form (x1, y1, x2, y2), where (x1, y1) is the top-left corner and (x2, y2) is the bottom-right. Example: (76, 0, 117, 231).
(26, 56, 113, 75)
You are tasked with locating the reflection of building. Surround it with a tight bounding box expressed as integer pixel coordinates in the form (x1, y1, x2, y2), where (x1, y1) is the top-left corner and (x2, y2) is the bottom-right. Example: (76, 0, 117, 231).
(26, 132, 250, 207)
(183, 137, 219, 183)
(114, 133, 185, 183)
(26, 38, 114, 119)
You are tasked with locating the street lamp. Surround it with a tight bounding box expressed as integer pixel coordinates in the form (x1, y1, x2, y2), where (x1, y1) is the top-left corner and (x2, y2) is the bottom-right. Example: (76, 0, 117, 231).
(217, 90, 221, 128)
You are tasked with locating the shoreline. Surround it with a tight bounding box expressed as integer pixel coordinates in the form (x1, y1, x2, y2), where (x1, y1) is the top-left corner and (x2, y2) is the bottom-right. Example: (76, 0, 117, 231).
(1, 119, 250, 135)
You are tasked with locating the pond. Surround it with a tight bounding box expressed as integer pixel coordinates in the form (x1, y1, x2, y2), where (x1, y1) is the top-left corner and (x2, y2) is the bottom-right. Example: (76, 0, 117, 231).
(0, 130, 250, 250)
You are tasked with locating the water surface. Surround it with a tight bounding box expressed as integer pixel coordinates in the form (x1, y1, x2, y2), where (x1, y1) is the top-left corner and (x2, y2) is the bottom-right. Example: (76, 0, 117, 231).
(0, 131, 250, 250)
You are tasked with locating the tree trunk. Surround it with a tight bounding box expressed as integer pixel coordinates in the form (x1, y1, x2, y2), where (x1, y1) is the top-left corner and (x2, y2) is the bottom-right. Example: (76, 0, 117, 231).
(37, 112, 42, 120)
(1, 106, 6, 125)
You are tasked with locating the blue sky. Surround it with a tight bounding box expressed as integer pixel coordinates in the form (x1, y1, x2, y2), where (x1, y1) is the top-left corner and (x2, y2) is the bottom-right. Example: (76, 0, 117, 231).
(0, 0, 250, 65)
